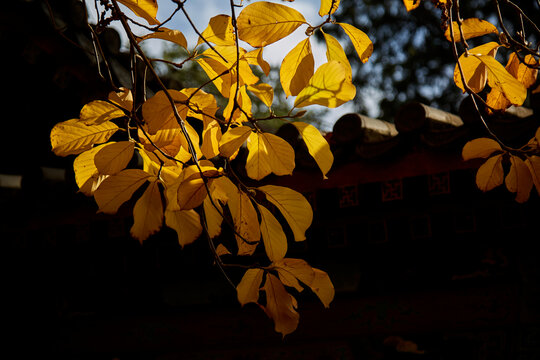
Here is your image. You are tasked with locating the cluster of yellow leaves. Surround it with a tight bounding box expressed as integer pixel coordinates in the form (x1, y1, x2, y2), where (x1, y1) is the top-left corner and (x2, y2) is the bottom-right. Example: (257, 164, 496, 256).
(49, 0, 377, 337)
(463, 131, 540, 203)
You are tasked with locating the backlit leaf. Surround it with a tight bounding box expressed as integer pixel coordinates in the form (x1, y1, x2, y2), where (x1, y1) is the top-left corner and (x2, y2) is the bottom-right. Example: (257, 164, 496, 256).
(462, 138, 502, 160)
(506, 53, 539, 89)
(280, 38, 314, 97)
(292, 122, 333, 178)
(274, 258, 315, 292)
(50, 119, 119, 156)
(403, 0, 421, 11)
(138, 28, 188, 49)
(108, 87, 133, 111)
(262, 273, 300, 337)
(142, 90, 189, 134)
(246, 132, 295, 180)
(322, 29, 352, 80)
(247, 83, 274, 108)
(319, 0, 340, 17)
(94, 169, 152, 214)
(476, 154, 504, 192)
(165, 209, 202, 247)
(237, 268, 264, 306)
(294, 61, 356, 108)
(337, 22, 373, 63)
(525, 156, 540, 196)
(505, 155, 533, 203)
(258, 185, 313, 242)
(219, 126, 253, 158)
(478, 54, 527, 106)
(444, 18, 498, 42)
(73, 144, 108, 191)
(197, 14, 235, 46)
(223, 83, 252, 124)
(237, 1, 306, 47)
(310, 268, 334, 308)
(454, 42, 500, 93)
(257, 204, 287, 262)
(131, 178, 163, 242)
(245, 48, 271, 76)
(94, 141, 135, 175)
(80, 100, 126, 125)
(117, 0, 159, 25)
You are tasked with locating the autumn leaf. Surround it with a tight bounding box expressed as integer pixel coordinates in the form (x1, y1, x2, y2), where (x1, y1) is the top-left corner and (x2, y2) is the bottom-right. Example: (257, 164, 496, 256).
(237, 1, 307, 48)
(322, 29, 352, 80)
(258, 185, 313, 242)
(219, 126, 253, 158)
(280, 38, 314, 97)
(319, 0, 340, 17)
(262, 273, 300, 337)
(197, 14, 235, 46)
(462, 138, 502, 160)
(337, 22, 373, 64)
(223, 83, 253, 124)
(505, 155, 533, 203)
(294, 60, 356, 108)
(245, 48, 271, 76)
(444, 18, 498, 42)
(310, 268, 335, 308)
(73, 144, 108, 194)
(237, 268, 264, 306)
(138, 28, 188, 49)
(117, 0, 159, 25)
(257, 204, 288, 262)
(50, 119, 119, 156)
(292, 122, 333, 178)
(94, 141, 135, 175)
(246, 131, 296, 180)
(454, 42, 499, 93)
(525, 156, 540, 196)
(108, 87, 133, 112)
(247, 83, 274, 108)
(403, 0, 421, 11)
(478, 54, 527, 106)
(167, 164, 220, 211)
(80, 100, 126, 125)
(94, 169, 153, 214)
(476, 154, 504, 192)
(165, 209, 202, 247)
(131, 178, 163, 242)
(142, 90, 189, 134)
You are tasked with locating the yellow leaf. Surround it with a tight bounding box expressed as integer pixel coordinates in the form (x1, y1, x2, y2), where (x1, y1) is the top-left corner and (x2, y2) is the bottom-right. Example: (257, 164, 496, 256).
(525, 156, 540, 196)
(245, 48, 271, 76)
(108, 87, 133, 112)
(478, 54, 527, 106)
(197, 14, 235, 46)
(219, 126, 253, 158)
(294, 61, 356, 108)
(50, 119, 119, 156)
(280, 38, 314, 97)
(310, 268, 335, 308)
(236, 191, 260, 256)
(462, 137, 502, 160)
(444, 18, 498, 42)
(142, 90, 189, 134)
(403, 0, 421, 11)
(167, 165, 219, 211)
(292, 122, 333, 178)
(216, 244, 231, 256)
(258, 185, 313, 242)
(73, 144, 108, 191)
(165, 209, 202, 247)
(179, 88, 219, 126)
(322, 29, 352, 80)
(223, 83, 252, 124)
(138, 28, 188, 49)
(130, 179, 163, 242)
(257, 204, 288, 262)
(246, 131, 296, 180)
(201, 121, 222, 160)
(94, 169, 152, 214)
(79, 174, 108, 197)
(262, 273, 300, 337)
(117, 0, 159, 25)
(94, 141, 135, 175)
(237, 1, 307, 47)
(507, 53, 539, 89)
(453, 42, 500, 93)
(505, 155, 533, 203)
(195, 57, 232, 97)
(319, 0, 340, 17)
(236, 268, 264, 306)
(476, 154, 504, 192)
(138, 127, 183, 163)
(80, 100, 126, 125)
(274, 258, 315, 292)
(202, 177, 232, 238)
(247, 83, 274, 108)
(337, 22, 373, 63)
